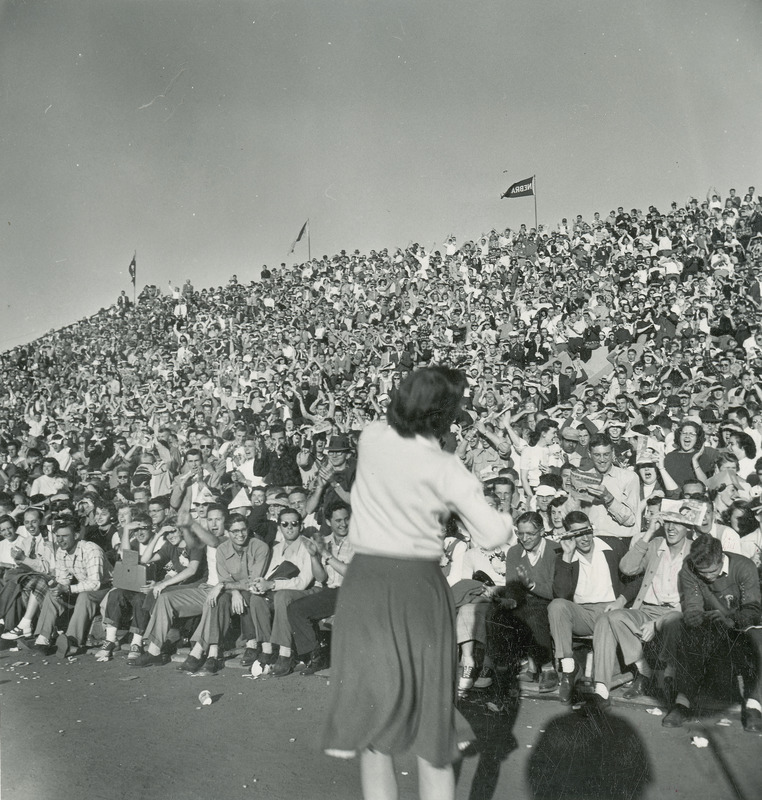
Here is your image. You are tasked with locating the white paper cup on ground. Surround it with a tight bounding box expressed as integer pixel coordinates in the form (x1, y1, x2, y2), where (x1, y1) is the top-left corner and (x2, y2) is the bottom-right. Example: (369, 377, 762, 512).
(198, 690, 213, 706)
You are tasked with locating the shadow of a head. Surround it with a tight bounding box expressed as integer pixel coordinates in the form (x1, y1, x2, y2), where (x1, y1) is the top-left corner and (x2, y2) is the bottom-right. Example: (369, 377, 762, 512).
(527, 709, 652, 800)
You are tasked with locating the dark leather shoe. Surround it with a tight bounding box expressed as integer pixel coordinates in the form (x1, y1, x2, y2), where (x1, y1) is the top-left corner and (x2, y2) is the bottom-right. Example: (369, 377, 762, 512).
(177, 655, 204, 673)
(200, 656, 221, 675)
(271, 654, 295, 677)
(623, 673, 652, 700)
(558, 667, 579, 705)
(538, 667, 559, 693)
(662, 704, 692, 728)
(129, 652, 168, 668)
(240, 647, 260, 668)
(300, 649, 329, 676)
(742, 706, 762, 733)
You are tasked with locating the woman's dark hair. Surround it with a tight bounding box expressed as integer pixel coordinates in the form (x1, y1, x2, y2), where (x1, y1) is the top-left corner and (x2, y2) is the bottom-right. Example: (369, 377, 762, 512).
(687, 533, 723, 570)
(728, 431, 757, 460)
(674, 420, 705, 453)
(527, 418, 558, 447)
(723, 500, 759, 536)
(387, 366, 466, 439)
(41, 456, 60, 473)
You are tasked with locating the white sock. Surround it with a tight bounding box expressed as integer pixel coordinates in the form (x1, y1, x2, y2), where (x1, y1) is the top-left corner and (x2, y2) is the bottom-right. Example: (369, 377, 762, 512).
(594, 682, 609, 699)
(261, 642, 273, 654)
(675, 693, 690, 709)
(561, 657, 575, 673)
(279, 646, 291, 657)
(745, 699, 762, 713)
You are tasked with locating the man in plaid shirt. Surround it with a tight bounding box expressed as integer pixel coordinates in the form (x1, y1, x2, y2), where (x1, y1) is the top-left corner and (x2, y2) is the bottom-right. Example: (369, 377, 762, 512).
(25, 515, 111, 657)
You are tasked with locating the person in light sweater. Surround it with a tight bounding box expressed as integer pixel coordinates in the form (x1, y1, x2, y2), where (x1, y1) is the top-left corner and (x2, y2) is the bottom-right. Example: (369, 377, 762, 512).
(321, 366, 511, 800)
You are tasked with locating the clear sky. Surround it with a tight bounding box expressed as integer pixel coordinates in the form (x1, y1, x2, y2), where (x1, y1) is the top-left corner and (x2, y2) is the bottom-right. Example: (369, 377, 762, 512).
(1, 0, 761, 350)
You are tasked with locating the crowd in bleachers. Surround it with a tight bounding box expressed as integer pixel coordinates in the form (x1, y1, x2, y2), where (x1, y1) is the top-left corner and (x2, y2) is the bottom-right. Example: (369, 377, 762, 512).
(2, 184, 762, 731)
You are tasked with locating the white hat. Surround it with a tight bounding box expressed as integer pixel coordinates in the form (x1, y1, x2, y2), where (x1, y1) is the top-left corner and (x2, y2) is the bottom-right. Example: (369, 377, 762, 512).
(228, 488, 252, 511)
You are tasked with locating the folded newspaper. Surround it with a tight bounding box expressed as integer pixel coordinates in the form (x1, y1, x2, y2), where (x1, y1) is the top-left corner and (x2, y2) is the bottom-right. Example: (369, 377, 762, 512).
(570, 468, 603, 494)
(660, 498, 707, 527)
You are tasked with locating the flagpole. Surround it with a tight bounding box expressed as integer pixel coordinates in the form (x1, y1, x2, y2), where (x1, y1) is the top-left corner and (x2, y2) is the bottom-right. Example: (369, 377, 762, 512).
(307, 219, 311, 261)
(132, 251, 136, 306)
(533, 176, 538, 231)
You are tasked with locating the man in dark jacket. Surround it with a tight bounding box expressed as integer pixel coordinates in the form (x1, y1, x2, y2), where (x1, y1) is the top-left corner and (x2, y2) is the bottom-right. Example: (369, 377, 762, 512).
(253, 423, 302, 487)
(547, 510, 634, 704)
(488, 511, 559, 692)
(662, 534, 762, 732)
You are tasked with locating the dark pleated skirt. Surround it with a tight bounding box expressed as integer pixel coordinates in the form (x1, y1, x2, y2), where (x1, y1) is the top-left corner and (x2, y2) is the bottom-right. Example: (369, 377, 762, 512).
(321, 553, 473, 768)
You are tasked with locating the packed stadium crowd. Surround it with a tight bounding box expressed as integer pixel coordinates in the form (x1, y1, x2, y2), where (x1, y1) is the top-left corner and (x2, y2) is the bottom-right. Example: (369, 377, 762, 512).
(2, 184, 762, 735)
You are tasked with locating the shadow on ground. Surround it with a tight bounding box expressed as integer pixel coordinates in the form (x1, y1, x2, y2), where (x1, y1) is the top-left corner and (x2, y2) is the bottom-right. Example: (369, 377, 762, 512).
(526, 707, 652, 800)
(456, 677, 520, 800)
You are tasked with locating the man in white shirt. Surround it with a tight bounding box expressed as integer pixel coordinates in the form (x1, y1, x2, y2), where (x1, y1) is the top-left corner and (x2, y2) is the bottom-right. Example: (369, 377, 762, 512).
(286, 501, 354, 675)
(249, 507, 321, 676)
(585, 434, 641, 541)
(548, 512, 632, 704)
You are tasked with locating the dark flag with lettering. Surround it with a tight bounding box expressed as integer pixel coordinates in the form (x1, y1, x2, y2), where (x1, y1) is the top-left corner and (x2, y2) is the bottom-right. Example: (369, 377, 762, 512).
(128, 253, 136, 285)
(501, 177, 534, 199)
(289, 220, 309, 254)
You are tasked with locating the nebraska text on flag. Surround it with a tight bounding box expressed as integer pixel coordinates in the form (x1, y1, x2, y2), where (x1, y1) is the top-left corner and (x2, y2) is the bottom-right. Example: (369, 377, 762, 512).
(128, 254, 136, 285)
(501, 177, 534, 199)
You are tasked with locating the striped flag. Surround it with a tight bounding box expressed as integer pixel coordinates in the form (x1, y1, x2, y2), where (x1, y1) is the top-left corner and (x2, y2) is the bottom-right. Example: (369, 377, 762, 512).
(501, 176, 534, 199)
(128, 253, 136, 285)
(289, 220, 309, 254)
